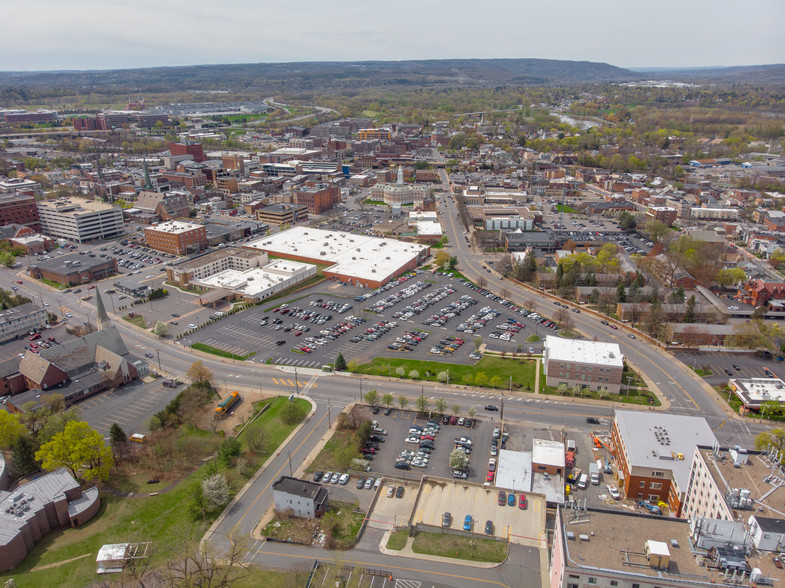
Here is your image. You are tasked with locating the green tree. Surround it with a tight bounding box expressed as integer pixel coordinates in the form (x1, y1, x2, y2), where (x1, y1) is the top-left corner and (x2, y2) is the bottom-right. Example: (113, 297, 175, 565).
(335, 353, 347, 371)
(449, 448, 469, 471)
(644, 219, 671, 243)
(364, 389, 379, 407)
(35, 421, 114, 482)
(669, 287, 686, 304)
(437, 371, 449, 383)
(0, 411, 26, 449)
(474, 372, 488, 387)
(152, 321, 168, 338)
(398, 395, 409, 410)
(751, 306, 768, 320)
(281, 400, 307, 425)
(618, 211, 637, 230)
(755, 428, 785, 459)
(382, 393, 394, 408)
(467, 407, 477, 419)
(0, 251, 15, 267)
(435, 250, 451, 268)
(616, 283, 627, 303)
(715, 268, 746, 288)
(186, 361, 213, 384)
(435, 398, 448, 414)
(395, 366, 406, 377)
(408, 370, 420, 380)
(219, 437, 243, 465)
(473, 336, 483, 352)
(489, 375, 502, 388)
(415, 395, 429, 414)
(451, 404, 461, 417)
(12, 436, 38, 478)
(683, 295, 696, 323)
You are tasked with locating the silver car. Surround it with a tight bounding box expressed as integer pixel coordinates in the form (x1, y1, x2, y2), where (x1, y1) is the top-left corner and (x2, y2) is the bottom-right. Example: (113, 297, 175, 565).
(330, 472, 341, 484)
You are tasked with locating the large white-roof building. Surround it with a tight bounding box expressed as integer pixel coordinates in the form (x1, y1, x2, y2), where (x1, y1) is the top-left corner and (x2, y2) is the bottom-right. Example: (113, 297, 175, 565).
(543, 335, 625, 394)
(195, 259, 316, 302)
(728, 377, 785, 411)
(245, 226, 430, 288)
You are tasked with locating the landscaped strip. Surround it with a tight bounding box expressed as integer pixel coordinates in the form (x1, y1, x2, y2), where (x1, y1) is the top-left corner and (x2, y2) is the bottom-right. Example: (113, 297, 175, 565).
(411, 531, 507, 562)
(191, 342, 256, 360)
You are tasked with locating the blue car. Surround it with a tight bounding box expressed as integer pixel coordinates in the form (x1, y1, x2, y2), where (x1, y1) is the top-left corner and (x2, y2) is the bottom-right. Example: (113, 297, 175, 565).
(507, 493, 516, 507)
(463, 515, 473, 531)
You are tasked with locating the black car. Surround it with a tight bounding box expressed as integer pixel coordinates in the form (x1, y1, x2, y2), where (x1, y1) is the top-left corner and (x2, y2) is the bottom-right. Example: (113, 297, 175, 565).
(586, 417, 601, 424)
(372, 406, 380, 414)
(313, 471, 324, 482)
(275, 339, 286, 345)
(442, 415, 450, 425)
(463, 419, 474, 428)
(485, 520, 494, 535)
(384, 408, 392, 416)
(396, 486, 405, 498)
(394, 462, 410, 470)
(484, 405, 499, 411)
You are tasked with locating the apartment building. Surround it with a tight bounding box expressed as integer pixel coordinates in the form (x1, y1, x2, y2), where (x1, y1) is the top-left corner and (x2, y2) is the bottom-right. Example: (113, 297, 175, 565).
(37, 198, 124, 242)
(143, 221, 207, 255)
(0, 193, 41, 231)
(356, 128, 392, 141)
(611, 411, 717, 516)
(542, 336, 624, 394)
(0, 303, 49, 343)
(294, 183, 341, 214)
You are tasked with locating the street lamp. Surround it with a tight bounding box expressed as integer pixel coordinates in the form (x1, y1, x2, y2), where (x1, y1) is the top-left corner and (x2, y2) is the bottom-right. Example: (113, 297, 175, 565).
(625, 375, 632, 400)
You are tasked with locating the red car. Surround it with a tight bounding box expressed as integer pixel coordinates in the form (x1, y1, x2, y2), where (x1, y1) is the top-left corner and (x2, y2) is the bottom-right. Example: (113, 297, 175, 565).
(518, 494, 528, 510)
(486, 470, 495, 482)
(87, 285, 96, 290)
(30, 334, 41, 341)
(609, 324, 618, 330)
(16, 280, 23, 284)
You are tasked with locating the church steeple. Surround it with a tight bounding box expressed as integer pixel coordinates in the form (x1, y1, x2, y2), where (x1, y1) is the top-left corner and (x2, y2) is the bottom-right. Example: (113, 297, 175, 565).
(95, 288, 110, 330)
(143, 158, 153, 191)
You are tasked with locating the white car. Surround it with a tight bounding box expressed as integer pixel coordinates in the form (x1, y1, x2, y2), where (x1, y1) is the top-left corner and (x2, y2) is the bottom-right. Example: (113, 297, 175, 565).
(405, 436, 421, 444)
(188, 324, 197, 329)
(339, 473, 350, 485)
(386, 485, 395, 498)
(607, 485, 621, 500)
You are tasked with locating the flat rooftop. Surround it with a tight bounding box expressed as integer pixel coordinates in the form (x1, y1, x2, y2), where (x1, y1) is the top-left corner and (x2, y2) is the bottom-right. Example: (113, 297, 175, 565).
(245, 226, 428, 283)
(146, 221, 203, 234)
(697, 446, 785, 518)
(544, 335, 623, 367)
(170, 247, 263, 271)
(532, 438, 565, 468)
(38, 198, 118, 215)
(562, 509, 782, 586)
(495, 449, 532, 492)
(195, 260, 314, 298)
(729, 377, 785, 405)
(31, 252, 114, 273)
(614, 411, 716, 491)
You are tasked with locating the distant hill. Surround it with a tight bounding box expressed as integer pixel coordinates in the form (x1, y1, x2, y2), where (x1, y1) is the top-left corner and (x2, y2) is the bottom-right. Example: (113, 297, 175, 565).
(0, 58, 638, 95)
(643, 63, 785, 85)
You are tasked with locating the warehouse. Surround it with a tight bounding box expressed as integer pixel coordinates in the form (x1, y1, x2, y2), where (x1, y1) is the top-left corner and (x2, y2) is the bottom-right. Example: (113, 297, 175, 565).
(245, 226, 430, 288)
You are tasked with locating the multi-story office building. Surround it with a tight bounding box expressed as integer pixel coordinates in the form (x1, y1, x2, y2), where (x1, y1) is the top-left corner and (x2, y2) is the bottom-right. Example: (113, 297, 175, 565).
(37, 198, 124, 242)
(542, 336, 624, 394)
(0, 303, 49, 343)
(144, 221, 207, 255)
(169, 140, 206, 163)
(294, 183, 341, 214)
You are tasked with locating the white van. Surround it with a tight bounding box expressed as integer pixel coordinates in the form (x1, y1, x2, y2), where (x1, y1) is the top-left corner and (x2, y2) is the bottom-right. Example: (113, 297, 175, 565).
(577, 474, 589, 489)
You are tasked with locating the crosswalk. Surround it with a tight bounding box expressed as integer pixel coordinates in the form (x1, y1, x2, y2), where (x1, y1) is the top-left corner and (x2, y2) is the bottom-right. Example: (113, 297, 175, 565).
(274, 356, 324, 368)
(270, 377, 316, 389)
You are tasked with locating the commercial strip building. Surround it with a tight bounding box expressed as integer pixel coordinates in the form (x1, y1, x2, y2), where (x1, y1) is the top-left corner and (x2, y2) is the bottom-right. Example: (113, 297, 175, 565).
(0, 468, 100, 571)
(727, 377, 785, 412)
(0, 303, 49, 343)
(194, 259, 317, 303)
(245, 226, 430, 289)
(549, 507, 780, 588)
(143, 221, 208, 255)
(542, 336, 624, 394)
(28, 253, 118, 287)
(610, 411, 717, 516)
(165, 247, 268, 288)
(36, 198, 124, 243)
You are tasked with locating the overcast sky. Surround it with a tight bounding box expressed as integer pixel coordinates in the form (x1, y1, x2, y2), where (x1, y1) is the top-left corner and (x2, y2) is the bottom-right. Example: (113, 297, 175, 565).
(3, 0, 783, 72)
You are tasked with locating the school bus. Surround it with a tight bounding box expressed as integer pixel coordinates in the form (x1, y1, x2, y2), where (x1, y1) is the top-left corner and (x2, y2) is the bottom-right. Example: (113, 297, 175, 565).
(215, 391, 240, 415)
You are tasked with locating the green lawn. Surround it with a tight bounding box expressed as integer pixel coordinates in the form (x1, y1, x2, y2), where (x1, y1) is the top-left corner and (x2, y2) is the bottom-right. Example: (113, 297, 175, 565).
(0, 397, 310, 587)
(411, 531, 507, 563)
(352, 356, 538, 391)
(191, 342, 256, 361)
(691, 367, 714, 377)
(238, 397, 310, 462)
(324, 501, 365, 549)
(555, 204, 578, 214)
(386, 529, 409, 550)
(305, 429, 361, 473)
(123, 314, 146, 328)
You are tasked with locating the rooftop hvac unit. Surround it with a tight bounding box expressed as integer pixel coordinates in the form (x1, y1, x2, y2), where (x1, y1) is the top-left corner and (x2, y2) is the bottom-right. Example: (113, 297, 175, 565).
(579, 534, 590, 541)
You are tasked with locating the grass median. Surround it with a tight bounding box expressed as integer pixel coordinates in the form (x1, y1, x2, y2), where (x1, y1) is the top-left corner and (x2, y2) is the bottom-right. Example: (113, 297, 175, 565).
(191, 342, 256, 361)
(386, 529, 409, 550)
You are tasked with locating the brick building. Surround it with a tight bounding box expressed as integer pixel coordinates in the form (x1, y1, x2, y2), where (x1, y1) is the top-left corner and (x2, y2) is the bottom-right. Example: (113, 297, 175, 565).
(255, 203, 308, 226)
(738, 278, 785, 307)
(542, 336, 624, 394)
(646, 206, 678, 226)
(169, 140, 206, 163)
(294, 183, 341, 214)
(28, 253, 118, 286)
(0, 193, 41, 231)
(144, 221, 207, 255)
(611, 411, 716, 516)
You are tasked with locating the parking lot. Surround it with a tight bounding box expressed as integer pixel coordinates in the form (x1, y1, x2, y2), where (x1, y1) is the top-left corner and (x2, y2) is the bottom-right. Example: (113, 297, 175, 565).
(675, 350, 783, 387)
(178, 270, 562, 368)
(412, 479, 545, 546)
(357, 406, 500, 486)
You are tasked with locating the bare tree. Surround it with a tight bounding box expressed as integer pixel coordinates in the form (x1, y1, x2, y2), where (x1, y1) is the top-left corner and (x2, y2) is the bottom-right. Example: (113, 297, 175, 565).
(477, 275, 487, 288)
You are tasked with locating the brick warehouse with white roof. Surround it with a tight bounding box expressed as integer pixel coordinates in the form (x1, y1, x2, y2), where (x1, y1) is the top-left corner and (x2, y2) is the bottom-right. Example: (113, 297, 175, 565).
(542, 335, 624, 394)
(245, 226, 430, 288)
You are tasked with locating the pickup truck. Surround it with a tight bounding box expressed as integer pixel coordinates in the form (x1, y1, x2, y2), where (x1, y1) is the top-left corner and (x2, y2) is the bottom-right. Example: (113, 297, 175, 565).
(637, 500, 662, 515)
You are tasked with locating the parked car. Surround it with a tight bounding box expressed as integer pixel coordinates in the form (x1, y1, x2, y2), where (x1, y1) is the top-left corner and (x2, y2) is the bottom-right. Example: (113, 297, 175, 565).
(463, 515, 473, 531)
(313, 471, 324, 482)
(607, 485, 621, 500)
(386, 486, 395, 498)
(356, 477, 366, 489)
(330, 472, 341, 484)
(484, 520, 494, 535)
(442, 512, 452, 528)
(508, 493, 516, 507)
(518, 494, 528, 510)
(498, 491, 506, 506)
(396, 486, 405, 498)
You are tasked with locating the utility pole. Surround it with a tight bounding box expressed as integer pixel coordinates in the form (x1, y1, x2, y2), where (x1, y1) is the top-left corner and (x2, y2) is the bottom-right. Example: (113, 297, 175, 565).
(327, 398, 331, 427)
(295, 367, 299, 396)
(156, 349, 161, 373)
(287, 449, 293, 477)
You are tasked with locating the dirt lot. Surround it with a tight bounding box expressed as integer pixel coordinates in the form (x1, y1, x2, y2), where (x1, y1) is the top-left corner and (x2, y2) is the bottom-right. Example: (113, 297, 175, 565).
(412, 479, 545, 547)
